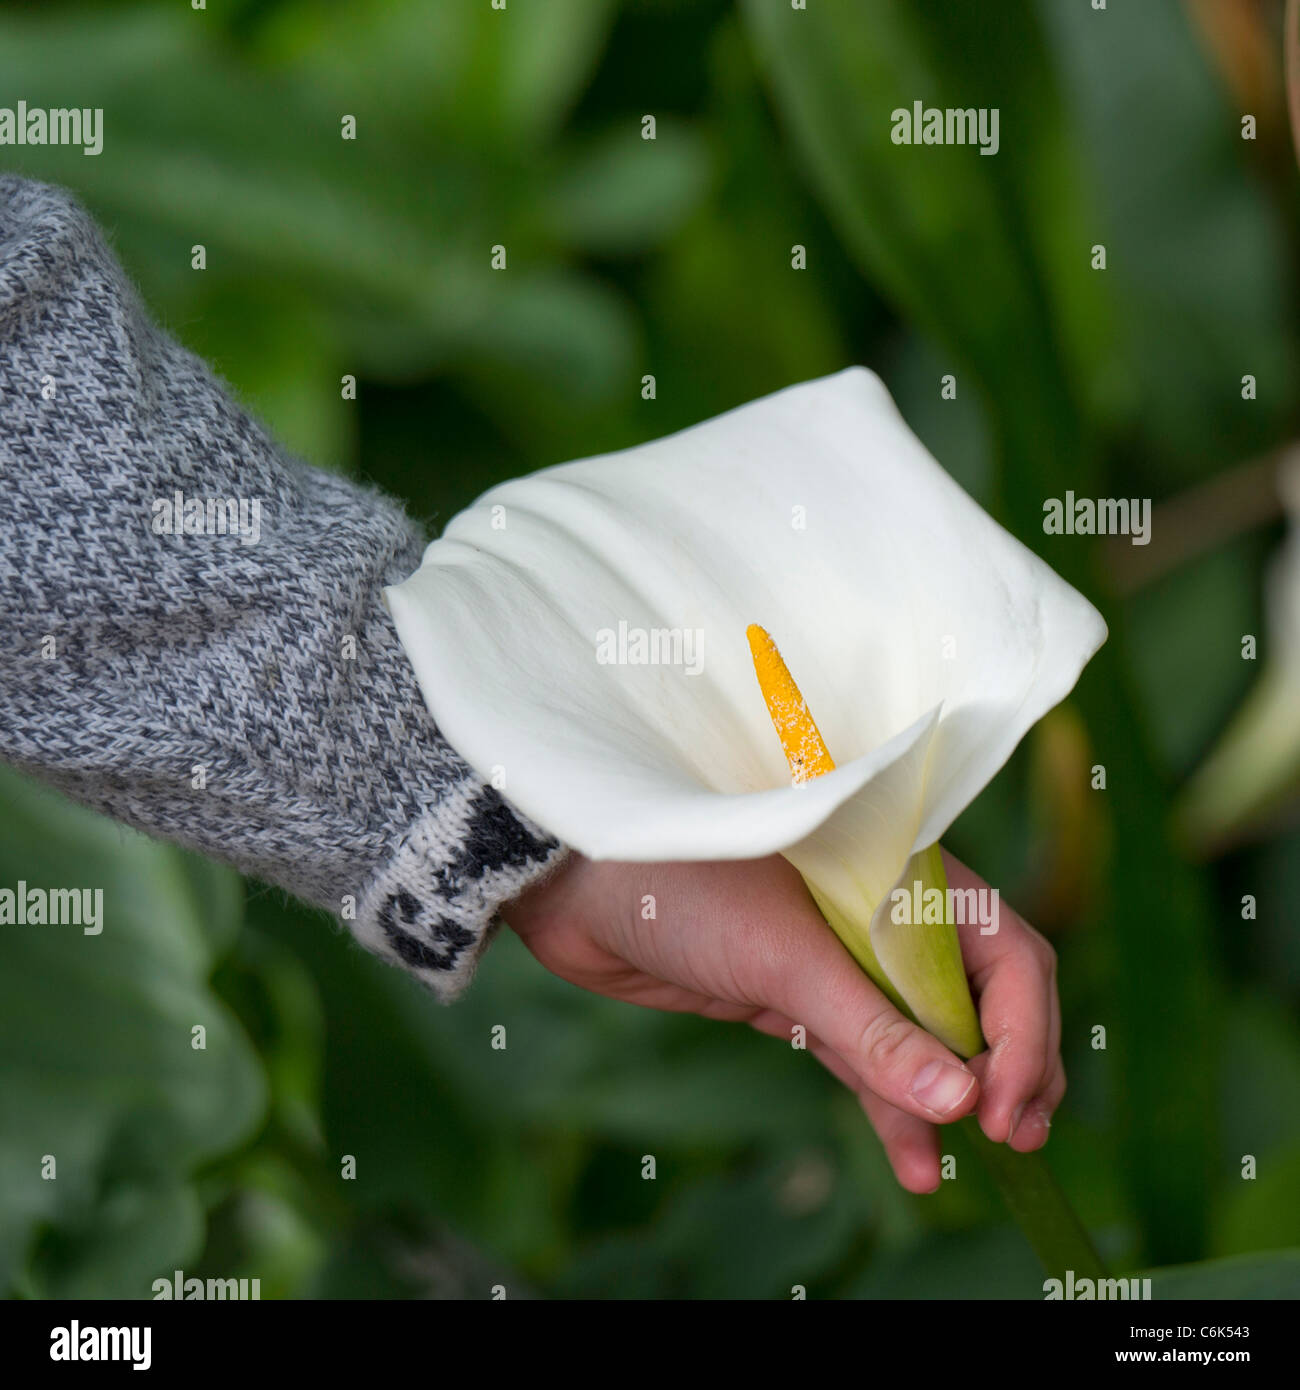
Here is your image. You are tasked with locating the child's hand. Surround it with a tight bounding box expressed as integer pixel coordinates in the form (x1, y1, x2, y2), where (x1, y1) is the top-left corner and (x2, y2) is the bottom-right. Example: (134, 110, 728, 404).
(505, 850, 1062, 1193)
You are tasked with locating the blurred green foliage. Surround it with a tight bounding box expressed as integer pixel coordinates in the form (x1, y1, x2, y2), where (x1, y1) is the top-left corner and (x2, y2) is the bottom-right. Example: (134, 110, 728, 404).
(2, 0, 1299, 1298)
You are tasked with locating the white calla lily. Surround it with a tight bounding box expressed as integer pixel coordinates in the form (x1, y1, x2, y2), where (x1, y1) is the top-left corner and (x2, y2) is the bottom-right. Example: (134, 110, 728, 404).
(1179, 455, 1300, 848)
(385, 368, 1107, 1054)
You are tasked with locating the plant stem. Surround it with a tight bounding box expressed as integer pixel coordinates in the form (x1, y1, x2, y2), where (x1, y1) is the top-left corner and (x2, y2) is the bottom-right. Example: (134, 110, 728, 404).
(960, 1118, 1107, 1282)
(926, 844, 1107, 1282)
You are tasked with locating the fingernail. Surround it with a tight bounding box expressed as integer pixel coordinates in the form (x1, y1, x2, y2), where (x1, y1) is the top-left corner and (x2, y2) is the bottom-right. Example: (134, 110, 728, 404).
(1008, 1103, 1025, 1140)
(911, 1061, 976, 1115)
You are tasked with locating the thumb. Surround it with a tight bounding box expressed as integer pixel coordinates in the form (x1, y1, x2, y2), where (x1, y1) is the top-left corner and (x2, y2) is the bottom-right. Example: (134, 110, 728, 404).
(759, 896, 980, 1123)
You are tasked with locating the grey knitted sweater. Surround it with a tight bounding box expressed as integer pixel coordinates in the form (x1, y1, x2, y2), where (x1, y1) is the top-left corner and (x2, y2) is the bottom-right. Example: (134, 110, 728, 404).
(0, 175, 565, 996)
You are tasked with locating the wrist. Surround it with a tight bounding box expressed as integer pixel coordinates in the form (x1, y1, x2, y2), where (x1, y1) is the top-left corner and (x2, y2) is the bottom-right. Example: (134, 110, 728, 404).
(502, 847, 581, 940)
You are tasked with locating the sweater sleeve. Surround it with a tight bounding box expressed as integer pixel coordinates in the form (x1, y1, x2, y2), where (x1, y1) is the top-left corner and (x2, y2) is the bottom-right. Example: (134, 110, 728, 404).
(0, 175, 566, 996)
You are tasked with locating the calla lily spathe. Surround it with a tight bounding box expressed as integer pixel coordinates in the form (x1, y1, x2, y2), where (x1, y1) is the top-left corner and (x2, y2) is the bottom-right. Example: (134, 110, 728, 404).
(1179, 455, 1300, 848)
(385, 368, 1107, 1051)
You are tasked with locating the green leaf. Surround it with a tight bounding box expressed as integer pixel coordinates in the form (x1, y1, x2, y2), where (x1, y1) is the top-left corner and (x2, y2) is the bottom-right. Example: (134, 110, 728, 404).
(543, 119, 713, 255)
(29, 1185, 204, 1302)
(1125, 538, 1260, 776)
(1041, 0, 1299, 469)
(556, 1152, 865, 1300)
(0, 6, 633, 398)
(1213, 1143, 1300, 1257)
(739, 0, 1085, 470)
(1145, 1250, 1300, 1299)
(257, 0, 616, 151)
(844, 1226, 1044, 1300)
(0, 767, 266, 1296)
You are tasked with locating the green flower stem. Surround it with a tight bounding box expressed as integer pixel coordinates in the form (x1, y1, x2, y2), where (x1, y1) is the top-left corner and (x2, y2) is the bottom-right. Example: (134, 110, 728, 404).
(960, 1119, 1107, 1283)
(928, 844, 1107, 1283)
(807, 839, 1106, 1279)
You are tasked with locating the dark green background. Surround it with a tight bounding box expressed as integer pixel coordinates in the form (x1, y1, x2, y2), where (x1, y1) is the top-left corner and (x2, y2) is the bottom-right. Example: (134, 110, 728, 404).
(2, 0, 1299, 1298)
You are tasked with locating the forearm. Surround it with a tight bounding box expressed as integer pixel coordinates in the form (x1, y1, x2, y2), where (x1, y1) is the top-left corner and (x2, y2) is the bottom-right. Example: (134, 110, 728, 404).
(0, 175, 563, 995)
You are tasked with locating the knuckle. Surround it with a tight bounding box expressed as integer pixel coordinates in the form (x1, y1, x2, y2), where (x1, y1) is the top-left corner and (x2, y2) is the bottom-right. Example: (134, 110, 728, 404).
(856, 1011, 916, 1077)
(1027, 928, 1057, 973)
(1049, 1062, 1068, 1103)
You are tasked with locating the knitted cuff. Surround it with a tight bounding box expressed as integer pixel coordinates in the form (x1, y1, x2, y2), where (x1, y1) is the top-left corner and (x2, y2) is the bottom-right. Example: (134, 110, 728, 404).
(352, 781, 569, 999)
